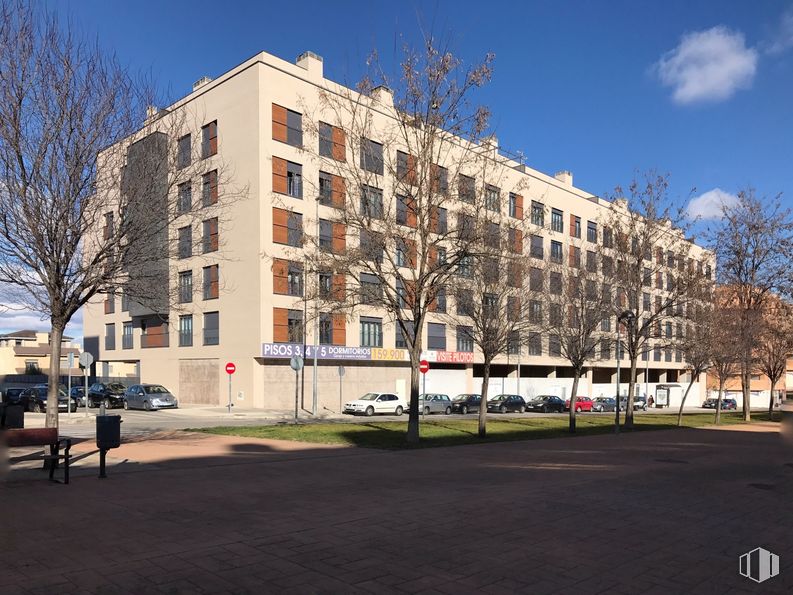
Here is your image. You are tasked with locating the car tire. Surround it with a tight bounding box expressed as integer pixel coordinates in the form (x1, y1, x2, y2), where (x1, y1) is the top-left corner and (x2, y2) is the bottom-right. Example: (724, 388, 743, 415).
(518, 406, 525, 413)
(461, 405, 468, 415)
(499, 405, 506, 414)
(33, 402, 41, 413)
(365, 405, 374, 417)
(575, 407, 582, 413)
(423, 406, 430, 415)
(123, 399, 129, 410)
(445, 406, 452, 415)
(143, 400, 152, 411)
(103, 398, 111, 410)
(395, 406, 404, 416)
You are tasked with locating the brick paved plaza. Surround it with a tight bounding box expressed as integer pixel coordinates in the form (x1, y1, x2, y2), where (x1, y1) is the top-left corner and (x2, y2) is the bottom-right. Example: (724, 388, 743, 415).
(1, 423, 791, 594)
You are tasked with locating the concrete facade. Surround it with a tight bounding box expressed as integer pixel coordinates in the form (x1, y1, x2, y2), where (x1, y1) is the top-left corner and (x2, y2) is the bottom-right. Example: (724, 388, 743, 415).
(83, 49, 709, 410)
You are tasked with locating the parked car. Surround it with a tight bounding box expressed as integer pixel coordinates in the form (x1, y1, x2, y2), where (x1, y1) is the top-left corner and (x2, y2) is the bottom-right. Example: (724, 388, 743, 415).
(1, 387, 26, 407)
(486, 394, 526, 413)
(564, 396, 594, 412)
(618, 395, 648, 411)
(451, 394, 481, 414)
(123, 384, 179, 411)
(69, 386, 86, 407)
(592, 397, 616, 412)
(525, 395, 565, 413)
(702, 397, 737, 410)
(418, 394, 452, 415)
(87, 382, 126, 409)
(20, 385, 77, 413)
(343, 392, 406, 416)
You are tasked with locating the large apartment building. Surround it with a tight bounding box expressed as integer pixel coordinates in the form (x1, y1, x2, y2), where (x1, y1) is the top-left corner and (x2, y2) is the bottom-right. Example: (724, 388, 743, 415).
(83, 49, 711, 411)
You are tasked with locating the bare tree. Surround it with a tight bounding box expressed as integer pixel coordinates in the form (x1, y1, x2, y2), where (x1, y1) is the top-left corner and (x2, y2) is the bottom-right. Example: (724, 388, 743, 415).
(0, 2, 242, 427)
(604, 172, 708, 430)
(756, 300, 792, 416)
(709, 295, 740, 425)
(711, 190, 793, 421)
(676, 302, 713, 426)
(539, 259, 610, 432)
(294, 40, 527, 443)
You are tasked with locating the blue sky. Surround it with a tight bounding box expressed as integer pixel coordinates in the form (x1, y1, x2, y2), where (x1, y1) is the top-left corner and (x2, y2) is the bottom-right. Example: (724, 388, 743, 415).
(3, 0, 792, 337)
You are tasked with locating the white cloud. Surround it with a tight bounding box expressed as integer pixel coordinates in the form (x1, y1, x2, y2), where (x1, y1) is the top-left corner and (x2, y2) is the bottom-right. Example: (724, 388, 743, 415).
(766, 7, 793, 54)
(0, 305, 83, 342)
(654, 26, 758, 104)
(686, 188, 738, 220)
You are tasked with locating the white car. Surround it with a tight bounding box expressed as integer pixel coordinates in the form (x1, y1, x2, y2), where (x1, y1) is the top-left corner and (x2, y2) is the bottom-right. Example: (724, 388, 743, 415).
(343, 392, 406, 416)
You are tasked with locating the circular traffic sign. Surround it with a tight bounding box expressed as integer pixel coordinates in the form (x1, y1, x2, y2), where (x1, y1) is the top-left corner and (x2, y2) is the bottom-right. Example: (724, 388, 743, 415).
(78, 352, 94, 368)
(419, 359, 430, 374)
(225, 362, 236, 375)
(290, 356, 304, 371)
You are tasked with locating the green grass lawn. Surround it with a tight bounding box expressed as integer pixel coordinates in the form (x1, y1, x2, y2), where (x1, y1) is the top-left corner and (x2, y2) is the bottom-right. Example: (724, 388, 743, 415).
(189, 411, 779, 450)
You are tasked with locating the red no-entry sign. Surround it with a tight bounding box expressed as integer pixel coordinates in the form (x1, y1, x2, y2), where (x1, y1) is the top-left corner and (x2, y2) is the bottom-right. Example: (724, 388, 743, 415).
(225, 362, 236, 375)
(419, 360, 430, 374)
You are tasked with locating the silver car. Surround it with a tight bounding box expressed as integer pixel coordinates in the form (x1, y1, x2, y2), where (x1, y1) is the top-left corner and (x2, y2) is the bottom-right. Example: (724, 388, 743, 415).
(419, 393, 452, 415)
(123, 384, 179, 411)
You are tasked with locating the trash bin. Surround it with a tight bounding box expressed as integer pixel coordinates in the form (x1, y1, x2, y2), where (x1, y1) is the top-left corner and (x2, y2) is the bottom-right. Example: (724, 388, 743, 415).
(96, 414, 121, 450)
(0, 404, 24, 429)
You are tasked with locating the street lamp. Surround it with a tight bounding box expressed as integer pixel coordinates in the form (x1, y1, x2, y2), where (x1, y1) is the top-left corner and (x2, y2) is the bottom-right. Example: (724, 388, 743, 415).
(615, 309, 635, 434)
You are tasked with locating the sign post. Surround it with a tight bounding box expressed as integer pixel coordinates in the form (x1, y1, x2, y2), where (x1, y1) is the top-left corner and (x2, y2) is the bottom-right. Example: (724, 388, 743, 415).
(419, 359, 429, 417)
(225, 362, 236, 413)
(290, 356, 304, 424)
(67, 352, 74, 418)
(78, 352, 94, 418)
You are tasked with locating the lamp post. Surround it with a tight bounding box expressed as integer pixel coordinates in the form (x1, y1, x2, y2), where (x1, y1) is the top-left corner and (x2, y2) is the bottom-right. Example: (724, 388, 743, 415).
(615, 310, 635, 434)
(312, 194, 320, 416)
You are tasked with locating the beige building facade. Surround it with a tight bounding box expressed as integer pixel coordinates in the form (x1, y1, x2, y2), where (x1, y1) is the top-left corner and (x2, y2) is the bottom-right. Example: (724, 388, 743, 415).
(0, 330, 81, 377)
(83, 49, 710, 412)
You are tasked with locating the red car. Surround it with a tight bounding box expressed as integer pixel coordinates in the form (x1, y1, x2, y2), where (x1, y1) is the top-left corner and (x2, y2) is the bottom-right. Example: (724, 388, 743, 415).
(564, 396, 594, 412)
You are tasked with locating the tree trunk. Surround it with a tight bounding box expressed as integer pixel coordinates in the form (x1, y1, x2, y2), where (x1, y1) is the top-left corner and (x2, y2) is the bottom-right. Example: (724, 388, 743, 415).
(405, 351, 421, 443)
(676, 376, 695, 427)
(46, 323, 65, 429)
(741, 365, 751, 422)
(568, 373, 581, 434)
(768, 379, 776, 416)
(715, 379, 724, 425)
(478, 360, 492, 438)
(624, 356, 638, 430)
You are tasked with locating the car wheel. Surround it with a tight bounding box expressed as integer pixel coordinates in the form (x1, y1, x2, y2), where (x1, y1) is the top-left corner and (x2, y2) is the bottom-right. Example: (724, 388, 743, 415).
(123, 399, 129, 410)
(423, 406, 430, 415)
(542, 405, 549, 413)
(103, 398, 111, 409)
(395, 406, 404, 416)
(444, 406, 452, 415)
(518, 406, 525, 413)
(575, 407, 582, 413)
(33, 402, 41, 413)
(365, 406, 374, 417)
(461, 405, 468, 415)
(143, 400, 152, 411)
(499, 405, 506, 414)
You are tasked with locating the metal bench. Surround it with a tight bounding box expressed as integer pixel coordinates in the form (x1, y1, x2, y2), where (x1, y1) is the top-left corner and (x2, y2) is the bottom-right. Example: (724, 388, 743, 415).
(3, 427, 71, 484)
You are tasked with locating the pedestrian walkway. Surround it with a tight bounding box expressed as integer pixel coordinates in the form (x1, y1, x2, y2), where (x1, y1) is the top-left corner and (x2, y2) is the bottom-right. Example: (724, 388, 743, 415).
(1, 423, 790, 593)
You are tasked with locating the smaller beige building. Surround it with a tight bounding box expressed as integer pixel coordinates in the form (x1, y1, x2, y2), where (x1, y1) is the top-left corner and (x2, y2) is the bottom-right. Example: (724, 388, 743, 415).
(0, 330, 81, 377)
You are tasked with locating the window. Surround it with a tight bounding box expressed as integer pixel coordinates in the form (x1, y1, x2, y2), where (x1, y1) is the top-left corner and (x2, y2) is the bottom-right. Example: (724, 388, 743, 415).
(319, 122, 333, 157)
(435, 207, 448, 234)
(549, 304, 562, 326)
(202, 218, 218, 253)
(665, 321, 672, 338)
(396, 151, 412, 183)
(457, 289, 473, 316)
(395, 320, 414, 349)
(549, 334, 561, 357)
(105, 323, 115, 351)
(286, 212, 303, 247)
(434, 287, 447, 313)
(201, 121, 218, 158)
(485, 184, 500, 212)
(529, 300, 542, 323)
(287, 161, 302, 198)
(529, 267, 543, 291)
(643, 292, 651, 311)
(530, 235, 543, 259)
(550, 271, 562, 295)
(458, 213, 474, 240)
(483, 293, 497, 317)
(287, 262, 303, 297)
(178, 315, 193, 347)
(508, 228, 523, 254)
(643, 267, 652, 287)
(360, 138, 384, 174)
(177, 134, 191, 169)
(318, 171, 333, 206)
(122, 322, 133, 349)
(273, 106, 302, 147)
(104, 292, 115, 314)
(600, 339, 611, 360)
(203, 312, 219, 345)
(313, 219, 331, 251)
(178, 226, 192, 259)
(396, 194, 415, 227)
(550, 240, 563, 263)
(427, 323, 446, 350)
(486, 222, 500, 249)
(586, 250, 597, 273)
(602, 226, 613, 248)
(360, 229, 384, 262)
(654, 347, 661, 362)
(457, 255, 473, 278)
(318, 271, 332, 299)
(456, 326, 474, 352)
(509, 193, 524, 219)
(484, 258, 500, 284)
(531, 201, 544, 226)
(458, 174, 475, 203)
(432, 164, 448, 194)
(360, 185, 383, 218)
(178, 271, 193, 303)
(285, 310, 303, 343)
(528, 332, 542, 356)
(601, 316, 611, 332)
(203, 264, 219, 300)
(178, 182, 192, 213)
(121, 290, 130, 312)
(508, 331, 521, 355)
(202, 170, 218, 207)
(360, 316, 383, 347)
(396, 238, 413, 268)
(551, 208, 563, 233)
(319, 313, 333, 345)
(569, 246, 581, 268)
(602, 255, 613, 277)
(587, 221, 597, 243)
(360, 273, 382, 305)
(572, 216, 581, 238)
